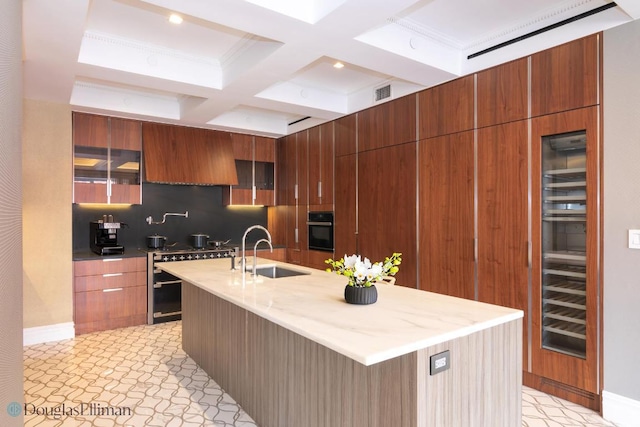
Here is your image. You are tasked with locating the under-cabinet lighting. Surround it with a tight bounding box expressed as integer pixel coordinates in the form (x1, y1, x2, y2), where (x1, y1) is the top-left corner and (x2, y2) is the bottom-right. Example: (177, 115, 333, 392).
(333, 61, 344, 69)
(76, 203, 132, 209)
(169, 13, 183, 24)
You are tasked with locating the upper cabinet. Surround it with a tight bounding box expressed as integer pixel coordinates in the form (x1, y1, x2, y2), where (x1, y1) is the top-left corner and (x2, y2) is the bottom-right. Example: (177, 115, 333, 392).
(531, 34, 599, 117)
(419, 75, 474, 139)
(476, 57, 529, 127)
(358, 95, 416, 151)
(142, 123, 237, 186)
(73, 112, 142, 204)
(223, 134, 275, 206)
(308, 122, 334, 210)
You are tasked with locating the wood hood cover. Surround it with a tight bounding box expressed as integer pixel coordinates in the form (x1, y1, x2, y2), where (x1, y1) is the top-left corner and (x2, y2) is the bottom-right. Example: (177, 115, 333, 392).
(142, 122, 238, 186)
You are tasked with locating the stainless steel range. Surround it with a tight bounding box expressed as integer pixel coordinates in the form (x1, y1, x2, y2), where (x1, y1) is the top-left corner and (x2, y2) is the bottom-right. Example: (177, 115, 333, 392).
(147, 246, 237, 324)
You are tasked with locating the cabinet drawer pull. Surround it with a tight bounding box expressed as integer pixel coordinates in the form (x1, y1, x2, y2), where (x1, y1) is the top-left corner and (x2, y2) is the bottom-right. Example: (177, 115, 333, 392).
(102, 258, 123, 262)
(103, 287, 123, 293)
(102, 273, 123, 278)
(318, 181, 322, 198)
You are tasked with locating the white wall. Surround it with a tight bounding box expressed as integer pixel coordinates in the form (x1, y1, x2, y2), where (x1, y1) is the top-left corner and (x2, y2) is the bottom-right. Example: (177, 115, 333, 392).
(0, 1, 24, 426)
(602, 19, 640, 425)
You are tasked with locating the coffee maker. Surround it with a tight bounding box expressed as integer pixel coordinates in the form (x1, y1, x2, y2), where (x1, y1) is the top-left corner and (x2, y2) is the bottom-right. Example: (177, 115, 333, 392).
(90, 215, 125, 255)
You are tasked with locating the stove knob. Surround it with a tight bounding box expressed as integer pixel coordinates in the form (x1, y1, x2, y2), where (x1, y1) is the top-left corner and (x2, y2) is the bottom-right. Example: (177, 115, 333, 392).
(179, 255, 185, 260)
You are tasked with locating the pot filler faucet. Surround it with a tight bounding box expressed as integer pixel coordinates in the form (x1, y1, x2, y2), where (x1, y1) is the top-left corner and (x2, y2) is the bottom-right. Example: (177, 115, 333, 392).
(241, 225, 272, 274)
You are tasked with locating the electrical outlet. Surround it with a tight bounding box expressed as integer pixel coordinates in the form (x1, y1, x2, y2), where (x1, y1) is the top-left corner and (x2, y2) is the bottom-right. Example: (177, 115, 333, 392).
(430, 350, 450, 375)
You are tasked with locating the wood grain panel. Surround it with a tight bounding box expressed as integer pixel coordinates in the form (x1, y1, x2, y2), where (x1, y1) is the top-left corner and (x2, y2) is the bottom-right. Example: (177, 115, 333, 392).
(142, 122, 238, 185)
(319, 121, 335, 207)
(256, 248, 287, 262)
(476, 58, 528, 127)
(334, 114, 357, 157)
(183, 282, 522, 427)
(74, 257, 145, 276)
(73, 182, 108, 204)
(358, 94, 417, 151)
(334, 154, 357, 257)
(306, 249, 332, 270)
(417, 318, 522, 427)
(255, 136, 275, 162)
(477, 120, 529, 367)
(74, 271, 145, 292)
(418, 131, 474, 297)
(231, 133, 253, 161)
(308, 126, 321, 206)
(358, 143, 416, 288)
(530, 106, 599, 394)
(110, 183, 141, 204)
(267, 206, 287, 246)
(419, 75, 474, 139)
(109, 117, 141, 150)
(72, 112, 108, 148)
(531, 34, 599, 117)
(74, 285, 146, 334)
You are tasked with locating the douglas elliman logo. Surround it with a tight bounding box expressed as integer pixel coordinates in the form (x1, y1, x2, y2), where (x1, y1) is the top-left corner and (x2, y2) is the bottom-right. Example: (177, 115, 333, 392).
(8, 401, 132, 420)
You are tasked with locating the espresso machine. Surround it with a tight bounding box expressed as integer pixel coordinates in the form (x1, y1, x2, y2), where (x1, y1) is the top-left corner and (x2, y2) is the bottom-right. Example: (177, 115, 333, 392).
(90, 215, 125, 255)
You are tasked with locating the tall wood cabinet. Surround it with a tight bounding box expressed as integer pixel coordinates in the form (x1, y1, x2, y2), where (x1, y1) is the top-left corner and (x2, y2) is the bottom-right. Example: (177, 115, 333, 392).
(529, 106, 600, 408)
(418, 131, 474, 299)
(308, 122, 334, 211)
(334, 115, 358, 258)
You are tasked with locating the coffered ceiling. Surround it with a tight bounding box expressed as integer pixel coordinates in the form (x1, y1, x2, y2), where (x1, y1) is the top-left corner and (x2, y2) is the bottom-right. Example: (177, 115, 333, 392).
(22, 0, 637, 137)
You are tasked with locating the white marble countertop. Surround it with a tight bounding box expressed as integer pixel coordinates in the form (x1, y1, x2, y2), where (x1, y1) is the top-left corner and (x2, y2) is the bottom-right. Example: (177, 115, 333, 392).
(160, 257, 523, 366)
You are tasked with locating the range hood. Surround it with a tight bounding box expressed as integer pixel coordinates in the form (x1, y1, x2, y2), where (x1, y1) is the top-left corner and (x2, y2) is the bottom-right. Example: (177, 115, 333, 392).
(142, 122, 238, 186)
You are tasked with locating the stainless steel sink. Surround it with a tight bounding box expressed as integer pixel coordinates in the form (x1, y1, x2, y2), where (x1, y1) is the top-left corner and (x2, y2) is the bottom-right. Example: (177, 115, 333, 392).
(253, 265, 310, 279)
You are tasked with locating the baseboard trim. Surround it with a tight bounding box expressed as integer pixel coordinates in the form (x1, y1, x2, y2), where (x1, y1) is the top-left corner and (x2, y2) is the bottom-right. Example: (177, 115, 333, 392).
(602, 390, 640, 427)
(23, 322, 75, 346)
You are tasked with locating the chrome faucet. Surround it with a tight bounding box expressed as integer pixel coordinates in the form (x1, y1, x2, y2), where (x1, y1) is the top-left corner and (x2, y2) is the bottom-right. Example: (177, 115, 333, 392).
(241, 225, 272, 274)
(253, 239, 273, 277)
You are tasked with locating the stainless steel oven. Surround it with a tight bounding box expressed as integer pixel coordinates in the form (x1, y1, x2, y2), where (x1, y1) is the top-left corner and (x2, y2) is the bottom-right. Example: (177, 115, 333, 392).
(307, 212, 334, 252)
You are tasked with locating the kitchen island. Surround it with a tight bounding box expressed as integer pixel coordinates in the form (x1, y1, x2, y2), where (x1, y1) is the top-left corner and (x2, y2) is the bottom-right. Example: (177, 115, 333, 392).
(159, 257, 523, 427)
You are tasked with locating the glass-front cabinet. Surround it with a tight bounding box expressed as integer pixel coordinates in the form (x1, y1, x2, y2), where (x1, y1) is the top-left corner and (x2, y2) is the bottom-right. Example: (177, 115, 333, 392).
(531, 106, 599, 396)
(223, 134, 275, 206)
(540, 130, 587, 358)
(73, 113, 142, 204)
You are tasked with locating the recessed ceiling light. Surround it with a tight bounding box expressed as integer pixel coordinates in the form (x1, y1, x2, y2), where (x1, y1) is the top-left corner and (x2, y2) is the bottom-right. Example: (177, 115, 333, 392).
(169, 13, 183, 24)
(333, 62, 344, 69)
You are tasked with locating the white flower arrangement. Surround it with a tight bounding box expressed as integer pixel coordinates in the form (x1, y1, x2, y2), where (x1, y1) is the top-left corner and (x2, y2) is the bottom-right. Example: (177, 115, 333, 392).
(325, 253, 402, 287)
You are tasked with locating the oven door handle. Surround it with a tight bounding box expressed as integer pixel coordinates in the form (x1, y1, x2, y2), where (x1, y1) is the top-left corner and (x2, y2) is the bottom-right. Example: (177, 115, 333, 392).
(154, 280, 182, 288)
(307, 221, 332, 226)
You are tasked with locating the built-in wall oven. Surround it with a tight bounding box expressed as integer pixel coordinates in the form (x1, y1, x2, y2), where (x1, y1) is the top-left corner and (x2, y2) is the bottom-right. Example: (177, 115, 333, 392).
(307, 211, 334, 252)
(147, 247, 237, 324)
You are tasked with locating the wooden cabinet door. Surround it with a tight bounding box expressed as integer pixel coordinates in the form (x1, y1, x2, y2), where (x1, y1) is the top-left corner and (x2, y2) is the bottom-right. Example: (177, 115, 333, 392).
(319, 121, 334, 208)
(308, 126, 321, 206)
(419, 75, 474, 139)
(308, 122, 335, 209)
(334, 154, 357, 257)
(531, 34, 599, 117)
(231, 133, 253, 161)
(110, 117, 141, 151)
(477, 120, 529, 366)
(530, 106, 599, 395)
(476, 58, 528, 127)
(297, 131, 308, 253)
(334, 114, 357, 157)
(357, 95, 416, 151)
(73, 112, 108, 148)
(358, 143, 416, 288)
(419, 131, 474, 298)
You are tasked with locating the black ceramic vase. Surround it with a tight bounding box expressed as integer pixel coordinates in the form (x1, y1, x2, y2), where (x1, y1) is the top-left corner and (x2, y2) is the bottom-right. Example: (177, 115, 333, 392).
(344, 284, 378, 305)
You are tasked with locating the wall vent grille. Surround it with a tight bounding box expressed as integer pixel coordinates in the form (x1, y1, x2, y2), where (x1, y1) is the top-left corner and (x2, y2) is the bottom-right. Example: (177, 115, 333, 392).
(375, 84, 391, 102)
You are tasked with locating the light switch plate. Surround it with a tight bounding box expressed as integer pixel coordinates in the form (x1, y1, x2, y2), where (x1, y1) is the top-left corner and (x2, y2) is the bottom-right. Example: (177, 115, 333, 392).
(628, 230, 640, 249)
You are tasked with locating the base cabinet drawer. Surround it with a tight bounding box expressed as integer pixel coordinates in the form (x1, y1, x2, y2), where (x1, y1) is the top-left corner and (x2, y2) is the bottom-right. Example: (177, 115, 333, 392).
(73, 255, 147, 336)
(75, 285, 146, 335)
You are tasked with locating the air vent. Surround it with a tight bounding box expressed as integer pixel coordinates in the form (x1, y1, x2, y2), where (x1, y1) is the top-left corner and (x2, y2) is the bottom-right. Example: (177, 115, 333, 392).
(375, 84, 391, 102)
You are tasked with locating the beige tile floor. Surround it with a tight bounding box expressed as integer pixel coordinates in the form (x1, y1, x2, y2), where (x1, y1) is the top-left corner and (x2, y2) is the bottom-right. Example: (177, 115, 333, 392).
(23, 321, 616, 427)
